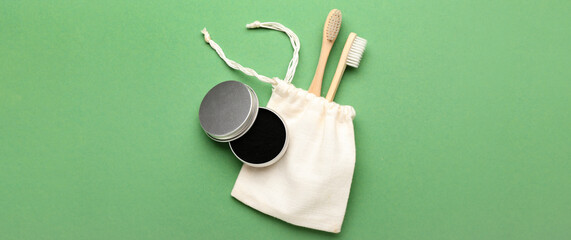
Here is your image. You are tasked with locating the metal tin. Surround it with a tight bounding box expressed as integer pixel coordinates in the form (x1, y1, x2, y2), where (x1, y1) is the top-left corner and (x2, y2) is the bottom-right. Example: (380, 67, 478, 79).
(199, 81, 259, 142)
(229, 107, 289, 168)
(199, 81, 288, 168)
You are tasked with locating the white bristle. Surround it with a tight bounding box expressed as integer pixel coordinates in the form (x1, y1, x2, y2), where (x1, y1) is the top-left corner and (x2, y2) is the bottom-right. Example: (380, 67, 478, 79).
(346, 36, 367, 68)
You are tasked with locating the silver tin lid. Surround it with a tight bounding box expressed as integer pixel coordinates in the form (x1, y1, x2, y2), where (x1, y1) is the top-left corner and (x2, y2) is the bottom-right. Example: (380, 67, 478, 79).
(199, 81, 259, 142)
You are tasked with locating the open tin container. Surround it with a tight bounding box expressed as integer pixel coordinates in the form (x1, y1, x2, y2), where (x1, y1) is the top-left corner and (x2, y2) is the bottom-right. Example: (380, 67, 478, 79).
(199, 81, 288, 167)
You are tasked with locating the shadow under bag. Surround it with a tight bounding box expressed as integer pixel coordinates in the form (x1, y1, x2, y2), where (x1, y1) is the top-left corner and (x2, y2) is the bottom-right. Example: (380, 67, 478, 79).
(201, 21, 356, 233)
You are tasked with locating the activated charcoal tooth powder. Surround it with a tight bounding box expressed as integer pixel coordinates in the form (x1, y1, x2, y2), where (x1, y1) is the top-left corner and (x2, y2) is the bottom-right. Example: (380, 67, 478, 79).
(230, 107, 288, 167)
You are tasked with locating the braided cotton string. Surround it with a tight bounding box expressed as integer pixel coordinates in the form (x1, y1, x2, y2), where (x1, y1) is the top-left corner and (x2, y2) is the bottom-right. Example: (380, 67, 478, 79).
(247, 21, 300, 84)
(201, 21, 300, 85)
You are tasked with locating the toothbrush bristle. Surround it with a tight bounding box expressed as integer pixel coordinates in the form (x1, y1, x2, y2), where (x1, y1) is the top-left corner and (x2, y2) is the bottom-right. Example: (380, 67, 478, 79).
(325, 9, 342, 41)
(347, 36, 367, 68)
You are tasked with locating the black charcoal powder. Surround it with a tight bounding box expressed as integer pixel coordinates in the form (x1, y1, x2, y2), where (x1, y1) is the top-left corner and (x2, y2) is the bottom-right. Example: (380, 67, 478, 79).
(230, 108, 287, 165)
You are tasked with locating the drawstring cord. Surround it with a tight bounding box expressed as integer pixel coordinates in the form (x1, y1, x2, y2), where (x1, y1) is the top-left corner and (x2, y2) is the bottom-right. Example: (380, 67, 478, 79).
(201, 21, 300, 85)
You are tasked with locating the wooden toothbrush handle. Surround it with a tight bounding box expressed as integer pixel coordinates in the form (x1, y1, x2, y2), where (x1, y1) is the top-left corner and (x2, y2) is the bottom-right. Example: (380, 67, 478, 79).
(326, 33, 357, 102)
(308, 41, 333, 96)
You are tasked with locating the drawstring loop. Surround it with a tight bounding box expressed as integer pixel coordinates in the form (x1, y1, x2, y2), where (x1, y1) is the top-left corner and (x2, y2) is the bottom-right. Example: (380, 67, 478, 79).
(201, 21, 300, 85)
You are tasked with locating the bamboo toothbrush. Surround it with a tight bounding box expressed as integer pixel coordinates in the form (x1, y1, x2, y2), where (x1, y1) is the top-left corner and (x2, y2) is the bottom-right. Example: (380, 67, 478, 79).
(325, 32, 367, 102)
(308, 9, 342, 96)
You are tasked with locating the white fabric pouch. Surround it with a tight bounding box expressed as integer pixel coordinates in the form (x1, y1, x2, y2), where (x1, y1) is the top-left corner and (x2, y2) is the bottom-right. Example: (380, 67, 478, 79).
(202, 21, 356, 233)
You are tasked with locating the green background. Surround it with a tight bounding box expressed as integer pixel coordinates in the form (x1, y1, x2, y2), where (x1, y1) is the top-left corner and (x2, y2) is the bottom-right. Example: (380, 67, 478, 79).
(1, 0, 570, 239)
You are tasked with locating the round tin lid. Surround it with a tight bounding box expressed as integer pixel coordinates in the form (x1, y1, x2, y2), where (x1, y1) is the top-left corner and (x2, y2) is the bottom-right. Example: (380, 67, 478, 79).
(199, 81, 259, 142)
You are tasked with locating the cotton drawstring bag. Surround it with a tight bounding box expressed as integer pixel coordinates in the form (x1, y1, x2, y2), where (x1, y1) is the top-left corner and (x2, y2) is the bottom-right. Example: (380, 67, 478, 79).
(201, 21, 356, 233)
